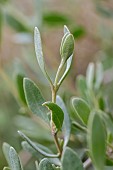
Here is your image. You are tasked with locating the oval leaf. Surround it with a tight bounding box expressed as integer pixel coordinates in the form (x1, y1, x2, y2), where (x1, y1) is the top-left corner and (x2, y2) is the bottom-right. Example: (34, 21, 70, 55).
(86, 63, 95, 90)
(61, 147, 84, 170)
(56, 96, 71, 147)
(34, 27, 52, 84)
(39, 158, 54, 170)
(23, 78, 49, 123)
(43, 102, 64, 131)
(72, 97, 90, 125)
(87, 111, 106, 170)
(2, 143, 11, 168)
(18, 131, 59, 158)
(9, 147, 23, 170)
(60, 34, 74, 63)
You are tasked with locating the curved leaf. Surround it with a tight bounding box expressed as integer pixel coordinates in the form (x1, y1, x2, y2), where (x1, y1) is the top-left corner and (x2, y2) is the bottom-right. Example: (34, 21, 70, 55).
(56, 96, 71, 147)
(9, 147, 23, 170)
(2, 143, 11, 168)
(34, 27, 52, 85)
(39, 158, 54, 170)
(43, 102, 64, 131)
(21, 141, 60, 165)
(72, 97, 90, 125)
(61, 147, 84, 170)
(58, 55, 73, 87)
(18, 131, 59, 158)
(23, 78, 49, 123)
(87, 111, 106, 170)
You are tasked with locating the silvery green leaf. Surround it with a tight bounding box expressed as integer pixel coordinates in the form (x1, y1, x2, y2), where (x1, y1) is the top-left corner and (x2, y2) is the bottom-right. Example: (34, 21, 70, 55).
(76, 75, 87, 99)
(9, 147, 23, 170)
(34, 27, 52, 85)
(72, 97, 90, 125)
(43, 102, 64, 131)
(21, 141, 60, 165)
(18, 131, 59, 158)
(87, 111, 106, 170)
(23, 78, 49, 123)
(60, 33, 74, 63)
(61, 147, 84, 170)
(56, 96, 71, 148)
(95, 62, 104, 91)
(64, 25, 70, 34)
(2, 143, 11, 168)
(58, 55, 73, 87)
(86, 63, 95, 90)
(39, 158, 54, 170)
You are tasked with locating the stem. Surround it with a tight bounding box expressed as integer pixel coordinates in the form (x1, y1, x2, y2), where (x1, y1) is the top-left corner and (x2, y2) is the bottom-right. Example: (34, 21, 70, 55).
(51, 86, 62, 157)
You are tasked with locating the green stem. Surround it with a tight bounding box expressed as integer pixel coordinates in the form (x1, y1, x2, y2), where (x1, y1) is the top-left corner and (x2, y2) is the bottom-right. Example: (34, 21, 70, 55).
(51, 86, 62, 157)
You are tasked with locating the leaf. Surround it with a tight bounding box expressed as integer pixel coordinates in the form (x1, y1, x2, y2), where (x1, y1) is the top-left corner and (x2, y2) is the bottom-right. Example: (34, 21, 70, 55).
(94, 62, 104, 91)
(43, 12, 69, 26)
(56, 96, 71, 147)
(22, 141, 60, 166)
(72, 97, 90, 125)
(15, 73, 26, 105)
(58, 55, 73, 87)
(43, 102, 64, 131)
(9, 147, 23, 170)
(18, 131, 59, 158)
(76, 75, 87, 99)
(60, 33, 74, 63)
(23, 78, 49, 123)
(61, 147, 84, 170)
(87, 111, 106, 170)
(86, 63, 95, 90)
(2, 143, 11, 168)
(39, 158, 54, 170)
(64, 25, 70, 34)
(34, 27, 52, 84)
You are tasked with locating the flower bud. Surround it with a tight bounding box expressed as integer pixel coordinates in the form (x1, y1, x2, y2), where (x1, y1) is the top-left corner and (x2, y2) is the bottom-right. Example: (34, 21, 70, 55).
(60, 33, 74, 63)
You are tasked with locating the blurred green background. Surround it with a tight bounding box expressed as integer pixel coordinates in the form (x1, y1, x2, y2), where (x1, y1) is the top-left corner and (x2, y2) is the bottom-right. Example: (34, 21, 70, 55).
(0, 0, 113, 169)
